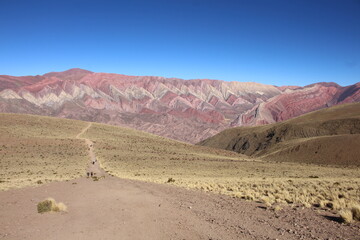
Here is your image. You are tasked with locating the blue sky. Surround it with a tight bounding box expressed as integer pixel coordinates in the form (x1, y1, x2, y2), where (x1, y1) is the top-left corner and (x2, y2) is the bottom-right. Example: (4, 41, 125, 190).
(0, 0, 359, 86)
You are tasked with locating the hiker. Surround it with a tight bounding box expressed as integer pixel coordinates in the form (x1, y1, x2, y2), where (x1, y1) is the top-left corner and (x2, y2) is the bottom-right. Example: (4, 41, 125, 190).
(90, 172, 93, 177)
(87, 172, 90, 177)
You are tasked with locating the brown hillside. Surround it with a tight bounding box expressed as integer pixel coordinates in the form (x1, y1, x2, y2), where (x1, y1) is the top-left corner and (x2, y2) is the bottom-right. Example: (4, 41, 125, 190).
(198, 103, 360, 165)
(1, 113, 360, 213)
(0, 113, 242, 190)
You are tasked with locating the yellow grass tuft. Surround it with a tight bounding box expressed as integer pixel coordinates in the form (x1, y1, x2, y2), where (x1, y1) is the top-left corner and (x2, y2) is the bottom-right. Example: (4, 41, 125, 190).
(261, 196, 273, 207)
(339, 204, 360, 223)
(339, 209, 353, 223)
(351, 204, 360, 221)
(274, 205, 283, 211)
(37, 198, 67, 214)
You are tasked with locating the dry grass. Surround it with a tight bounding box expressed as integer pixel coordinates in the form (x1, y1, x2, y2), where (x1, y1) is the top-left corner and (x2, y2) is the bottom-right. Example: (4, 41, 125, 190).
(37, 197, 67, 213)
(0, 113, 88, 139)
(274, 205, 283, 211)
(351, 204, 360, 221)
(198, 103, 360, 166)
(1, 113, 359, 215)
(0, 114, 89, 190)
(339, 204, 360, 223)
(82, 122, 360, 212)
(339, 209, 353, 223)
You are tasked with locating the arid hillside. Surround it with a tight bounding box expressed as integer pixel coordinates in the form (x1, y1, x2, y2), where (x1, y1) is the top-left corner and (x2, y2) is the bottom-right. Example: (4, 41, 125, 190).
(0, 113, 241, 190)
(1, 68, 359, 143)
(0, 114, 91, 190)
(1, 113, 360, 226)
(198, 103, 360, 166)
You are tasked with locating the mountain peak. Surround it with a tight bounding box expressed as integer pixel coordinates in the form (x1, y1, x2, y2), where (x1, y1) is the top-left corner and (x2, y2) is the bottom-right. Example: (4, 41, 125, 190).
(43, 68, 93, 81)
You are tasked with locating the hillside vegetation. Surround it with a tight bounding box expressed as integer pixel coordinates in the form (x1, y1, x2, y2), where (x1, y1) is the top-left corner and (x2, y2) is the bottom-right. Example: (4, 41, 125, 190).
(81, 119, 360, 211)
(198, 103, 360, 166)
(81, 122, 245, 182)
(0, 113, 359, 212)
(0, 113, 243, 190)
(0, 114, 89, 190)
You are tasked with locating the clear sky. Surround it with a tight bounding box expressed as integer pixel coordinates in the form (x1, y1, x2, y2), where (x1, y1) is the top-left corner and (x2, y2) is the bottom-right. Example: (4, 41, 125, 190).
(0, 0, 359, 86)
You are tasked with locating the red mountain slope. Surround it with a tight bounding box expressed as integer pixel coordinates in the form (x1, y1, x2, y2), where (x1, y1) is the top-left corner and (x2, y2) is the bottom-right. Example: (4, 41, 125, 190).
(0, 68, 359, 143)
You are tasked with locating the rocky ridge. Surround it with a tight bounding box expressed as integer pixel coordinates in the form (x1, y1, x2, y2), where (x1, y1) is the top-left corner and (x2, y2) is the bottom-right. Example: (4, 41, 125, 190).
(0, 68, 359, 143)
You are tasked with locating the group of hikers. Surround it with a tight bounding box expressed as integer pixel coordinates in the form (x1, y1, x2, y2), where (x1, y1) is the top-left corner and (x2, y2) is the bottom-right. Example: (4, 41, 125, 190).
(86, 158, 97, 177)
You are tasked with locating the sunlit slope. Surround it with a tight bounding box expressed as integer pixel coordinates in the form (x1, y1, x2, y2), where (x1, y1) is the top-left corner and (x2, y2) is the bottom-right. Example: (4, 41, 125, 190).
(198, 103, 360, 165)
(1, 113, 359, 210)
(0, 113, 245, 190)
(0, 113, 89, 190)
(81, 122, 245, 183)
(82, 121, 360, 210)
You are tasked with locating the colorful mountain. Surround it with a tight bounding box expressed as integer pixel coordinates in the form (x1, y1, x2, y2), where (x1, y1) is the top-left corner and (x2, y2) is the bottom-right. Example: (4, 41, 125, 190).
(1, 68, 359, 143)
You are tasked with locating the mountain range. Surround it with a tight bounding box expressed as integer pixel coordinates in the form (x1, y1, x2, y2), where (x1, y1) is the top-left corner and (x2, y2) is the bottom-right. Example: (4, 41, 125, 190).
(0, 68, 359, 143)
(199, 103, 360, 166)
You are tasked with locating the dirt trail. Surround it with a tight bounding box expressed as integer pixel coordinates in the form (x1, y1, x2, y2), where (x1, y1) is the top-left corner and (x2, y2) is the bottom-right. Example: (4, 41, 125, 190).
(75, 123, 105, 178)
(75, 123, 92, 139)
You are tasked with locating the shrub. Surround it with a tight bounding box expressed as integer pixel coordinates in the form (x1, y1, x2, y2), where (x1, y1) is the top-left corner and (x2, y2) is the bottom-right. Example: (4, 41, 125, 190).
(351, 204, 360, 221)
(339, 204, 360, 223)
(92, 176, 104, 181)
(303, 202, 312, 208)
(167, 177, 175, 183)
(37, 198, 67, 213)
(339, 209, 353, 223)
(261, 196, 272, 207)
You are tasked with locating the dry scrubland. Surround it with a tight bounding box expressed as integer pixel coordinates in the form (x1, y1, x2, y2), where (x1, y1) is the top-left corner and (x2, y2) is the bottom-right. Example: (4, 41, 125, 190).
(1, 113, 359, 221)
(83, 122, 360, 216)
(199, 103, 360, 166)
(0, 114, 89, 190)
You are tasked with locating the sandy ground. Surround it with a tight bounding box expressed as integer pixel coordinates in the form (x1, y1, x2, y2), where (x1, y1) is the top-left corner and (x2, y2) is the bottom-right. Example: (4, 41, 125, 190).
(0, 176, 359, 240)
(0, 123, 359, 240)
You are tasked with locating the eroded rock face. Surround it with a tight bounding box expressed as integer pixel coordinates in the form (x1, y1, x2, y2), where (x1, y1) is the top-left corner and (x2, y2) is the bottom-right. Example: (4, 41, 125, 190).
(0, 68, 359, 143)
(231, 82, 360, 127)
